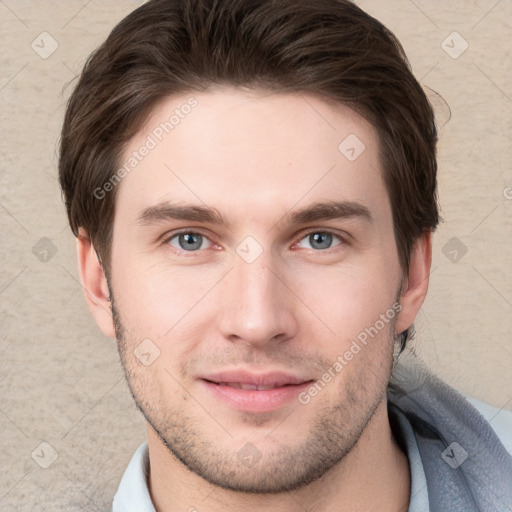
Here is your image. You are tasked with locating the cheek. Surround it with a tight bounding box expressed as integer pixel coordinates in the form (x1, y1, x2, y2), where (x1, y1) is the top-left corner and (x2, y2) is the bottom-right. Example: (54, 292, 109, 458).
(112, 258, 223, 344)
(293, 260, 400, 346)
(301, 267, 398, 406)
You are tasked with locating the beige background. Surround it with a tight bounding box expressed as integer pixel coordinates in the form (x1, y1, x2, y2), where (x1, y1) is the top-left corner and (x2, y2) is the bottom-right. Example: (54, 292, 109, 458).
(1, 1, 511, 510)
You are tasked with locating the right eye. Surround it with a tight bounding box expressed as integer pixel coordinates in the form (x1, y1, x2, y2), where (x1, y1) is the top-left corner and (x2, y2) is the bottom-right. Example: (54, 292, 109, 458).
(165, 231, 213, 252)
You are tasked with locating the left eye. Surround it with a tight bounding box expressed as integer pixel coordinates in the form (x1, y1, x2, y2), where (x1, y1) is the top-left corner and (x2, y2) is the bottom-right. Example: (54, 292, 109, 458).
(297, 232, 342, 250)
(167, 232, 212, 251)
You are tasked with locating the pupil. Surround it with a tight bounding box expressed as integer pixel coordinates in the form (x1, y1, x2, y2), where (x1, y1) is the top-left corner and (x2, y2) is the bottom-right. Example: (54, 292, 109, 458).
(311, 232, 332, 250)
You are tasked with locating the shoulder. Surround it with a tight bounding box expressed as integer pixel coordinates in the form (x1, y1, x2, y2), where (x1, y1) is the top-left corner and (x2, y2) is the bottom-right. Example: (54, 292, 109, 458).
(462, 394, 512, 455)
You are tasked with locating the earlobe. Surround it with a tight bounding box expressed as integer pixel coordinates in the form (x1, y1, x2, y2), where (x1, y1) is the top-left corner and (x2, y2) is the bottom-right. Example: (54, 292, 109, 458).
(395, 231, 433, 335)
(76, 228, 116, 338)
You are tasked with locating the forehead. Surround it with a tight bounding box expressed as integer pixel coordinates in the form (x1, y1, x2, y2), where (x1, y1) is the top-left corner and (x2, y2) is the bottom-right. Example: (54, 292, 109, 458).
(115, 87, 387, 224)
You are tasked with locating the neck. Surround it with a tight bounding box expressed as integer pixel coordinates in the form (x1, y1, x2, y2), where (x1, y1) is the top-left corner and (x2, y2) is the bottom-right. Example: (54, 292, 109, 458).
(147, 397, 410, 512)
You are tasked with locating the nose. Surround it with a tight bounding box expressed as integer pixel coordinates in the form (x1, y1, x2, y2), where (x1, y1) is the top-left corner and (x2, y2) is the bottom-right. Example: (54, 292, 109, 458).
(217, 253, 298, 348)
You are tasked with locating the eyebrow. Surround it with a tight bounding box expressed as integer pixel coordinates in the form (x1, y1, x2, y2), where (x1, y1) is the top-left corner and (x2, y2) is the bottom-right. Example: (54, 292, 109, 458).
(283, 200, 373, 225)
(137, 202, 229, 226)
(136, 200, 373, 227)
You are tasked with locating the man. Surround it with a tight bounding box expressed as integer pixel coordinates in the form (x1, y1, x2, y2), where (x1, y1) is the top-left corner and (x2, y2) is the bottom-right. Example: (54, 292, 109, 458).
(58, 0, 512, 510)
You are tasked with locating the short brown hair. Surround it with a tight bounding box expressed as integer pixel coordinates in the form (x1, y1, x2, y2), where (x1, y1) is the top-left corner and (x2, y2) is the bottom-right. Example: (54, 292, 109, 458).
(59, 0, 439, 351)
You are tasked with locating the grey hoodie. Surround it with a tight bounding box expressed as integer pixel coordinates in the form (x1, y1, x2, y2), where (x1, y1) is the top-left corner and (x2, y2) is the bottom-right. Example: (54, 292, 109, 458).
(388, 350, 512, 511)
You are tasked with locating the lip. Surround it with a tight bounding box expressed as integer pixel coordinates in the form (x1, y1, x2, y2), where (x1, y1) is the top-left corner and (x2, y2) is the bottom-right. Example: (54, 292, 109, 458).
(201, 370, 311, 387)
(199, 370, 314, 413)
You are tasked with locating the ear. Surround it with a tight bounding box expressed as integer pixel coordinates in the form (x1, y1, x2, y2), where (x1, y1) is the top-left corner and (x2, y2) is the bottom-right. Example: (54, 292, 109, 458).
(395, 231, 432, 335)
(76, 228, 116, 338)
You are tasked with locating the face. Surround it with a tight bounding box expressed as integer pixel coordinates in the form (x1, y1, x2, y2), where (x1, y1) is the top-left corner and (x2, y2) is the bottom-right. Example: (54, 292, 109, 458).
(107, 88, 405, 492)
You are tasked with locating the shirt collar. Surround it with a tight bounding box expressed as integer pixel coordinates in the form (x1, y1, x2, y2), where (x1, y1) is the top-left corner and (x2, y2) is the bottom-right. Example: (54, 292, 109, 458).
(112, 442, 156, 512)
(112, 405, 427, 512)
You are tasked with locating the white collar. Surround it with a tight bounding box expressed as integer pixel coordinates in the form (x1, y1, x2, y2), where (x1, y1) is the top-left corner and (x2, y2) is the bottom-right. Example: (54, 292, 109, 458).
(111, 405, 430, 512)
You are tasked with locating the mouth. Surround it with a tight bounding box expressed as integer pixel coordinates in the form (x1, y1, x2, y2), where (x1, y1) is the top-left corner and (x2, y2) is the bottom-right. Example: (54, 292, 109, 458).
(204, 380, 304, 391)
(199, 372, 315, 413)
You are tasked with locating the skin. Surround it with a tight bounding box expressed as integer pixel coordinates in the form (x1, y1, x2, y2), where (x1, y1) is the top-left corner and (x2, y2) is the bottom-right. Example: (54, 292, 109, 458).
(78, 87, 431, 512)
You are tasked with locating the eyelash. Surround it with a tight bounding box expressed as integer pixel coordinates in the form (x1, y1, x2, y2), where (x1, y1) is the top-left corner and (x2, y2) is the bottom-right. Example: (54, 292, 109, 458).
(162, 228, 347, 255)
